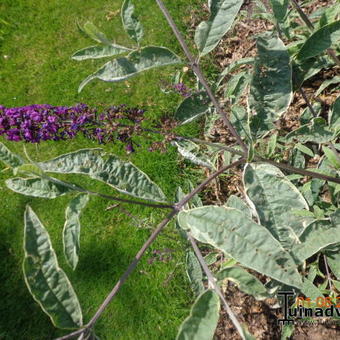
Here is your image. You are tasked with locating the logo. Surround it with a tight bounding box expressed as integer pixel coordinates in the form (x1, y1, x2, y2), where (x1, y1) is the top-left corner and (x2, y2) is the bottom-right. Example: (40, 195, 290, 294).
(277, 291, 340, 325)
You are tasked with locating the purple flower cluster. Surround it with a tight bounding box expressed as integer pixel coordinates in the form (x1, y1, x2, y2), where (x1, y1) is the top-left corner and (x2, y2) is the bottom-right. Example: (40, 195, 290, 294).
(0, 104, 95, 142)
(172, 83, 192, 97)
(0, 104, 146, 152)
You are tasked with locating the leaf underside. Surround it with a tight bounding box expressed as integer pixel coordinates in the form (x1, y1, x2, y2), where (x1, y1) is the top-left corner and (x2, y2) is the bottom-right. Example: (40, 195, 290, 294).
(178, 206, 302, 288)
(23, 206, 83, 329)
(78, 46, 181, 92)
(38, 148, 167, 202)
(176, 290, 220, 340)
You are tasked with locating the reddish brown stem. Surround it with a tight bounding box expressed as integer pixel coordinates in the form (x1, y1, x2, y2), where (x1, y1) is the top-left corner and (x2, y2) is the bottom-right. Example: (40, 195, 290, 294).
(155, 0, 248, 154)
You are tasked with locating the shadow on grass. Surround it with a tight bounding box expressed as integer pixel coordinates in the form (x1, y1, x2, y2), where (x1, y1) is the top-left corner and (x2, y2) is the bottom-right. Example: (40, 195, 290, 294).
(0, 198, 183, 340)
(0, 195, 61, 340)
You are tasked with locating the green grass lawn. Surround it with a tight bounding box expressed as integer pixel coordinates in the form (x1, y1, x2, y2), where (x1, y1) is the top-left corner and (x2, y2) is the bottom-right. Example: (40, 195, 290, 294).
(0, 1, 205, 339)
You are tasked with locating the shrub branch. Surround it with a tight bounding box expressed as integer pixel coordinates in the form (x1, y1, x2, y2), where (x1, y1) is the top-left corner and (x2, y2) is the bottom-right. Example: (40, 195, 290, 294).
(188, 234, 246, 340)
(54, 158, 245, 340)
(155, 0, 248, 154)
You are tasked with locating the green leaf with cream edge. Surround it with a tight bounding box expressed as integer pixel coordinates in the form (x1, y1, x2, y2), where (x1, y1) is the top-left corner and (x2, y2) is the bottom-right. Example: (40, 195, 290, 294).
(23, 206, 83, 329)
(82, 21, 112, 44)
(186, 250, 205, 297)
(121, 0, 143, 43)
(176, 290, 220, 340)
(177, 206, 302, 288)
(296, 20, 340, 61)
(0, 142, 24, 168)
(249, 32, 292, 136)
(172, 139, 214, 169)
(38, 149, 167, 202)
(269, 0, 289, 23)
(6, 177, 74, 199)
(243, 163, 310, 249)
(195, 0, 243, 57)
(72, 44, 132, 61)
(175, 91, 211, 125)
(217, 266, 269, 300)
(73, 20, 133, 60)
(292, 210, 340, 263)
(63, 194, 90, 270)
(78, 46, 181, 92)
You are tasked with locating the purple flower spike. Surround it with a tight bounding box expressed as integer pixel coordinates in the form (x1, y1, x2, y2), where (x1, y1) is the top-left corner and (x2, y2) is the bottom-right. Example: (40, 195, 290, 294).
(0, 103, 147, 153)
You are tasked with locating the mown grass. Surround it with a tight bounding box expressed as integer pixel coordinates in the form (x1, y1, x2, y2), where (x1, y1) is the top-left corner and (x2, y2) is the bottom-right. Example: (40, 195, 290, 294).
(0, 0, 205, 339)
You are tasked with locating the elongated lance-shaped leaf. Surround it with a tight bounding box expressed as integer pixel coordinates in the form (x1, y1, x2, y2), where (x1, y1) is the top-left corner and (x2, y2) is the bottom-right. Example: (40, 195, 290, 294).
(71, 44, 132, 61)
(323, 146, 340, 170)
(178, 206, 303, 288)
(0, 142, 23, 168)
(6, 177, 74, 198)
(243, 163, 310, 248)
(285, 118, 335, 144)
(187, 180, 203, 208)
(82, 21, 112, 44)
(175, 91, 211, 125)
(38, 149, 167, 202)
(121, 0, 143, 43)
(269, 0, 288, 23)
(292, 56, 334, 90)
(301, 278, 324, 303)
(63, 194, 89, 270)
(292, 210, 340, 263)
(78, 46, 181, 92)
(225, 195, 252, 219)
(249, 32, 292, 136)
(282, 324, 295, 340)
(315, 76, 340, 97)
(217, 57, 254, 87)
(172, 140, 214, 169)
(317, 3, 340, 28)
(176, 290, 220, 340)
(23, 206, 83, 328)
(194, 0, 243, 57)
(186, 250, 205, 297)
(297, 20, 340, 61)
(224, 72, 250, 105)
(230, 105, 252, 141)
(175, 187, 190, 241)
(329, 96, 340, 128)
(326, 249, 340, 280)
(13, 163, 44, 176)
(217, 266, 269, 300)
(204, 111, 219, 139)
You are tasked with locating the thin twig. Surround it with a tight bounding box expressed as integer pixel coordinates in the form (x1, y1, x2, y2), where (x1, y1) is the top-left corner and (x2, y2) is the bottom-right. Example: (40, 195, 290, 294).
(323, 254, 333, 291)
(55, 159, 245, 340)
(155, 0, 248, 154)
(55, 328, 87, 340)
(299, 87, 317, 117)
(119, 123, 340, 184)
(106, 203, 144, 227)
(188, 235, 246, 340)
(40, 173, 175, 210)
(290, 0, 314, 30)
(85, 210, 179, 329)
(258, 158, 340, 184)
(89, 190, 174, 209)
(172, 137, 340, 184)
